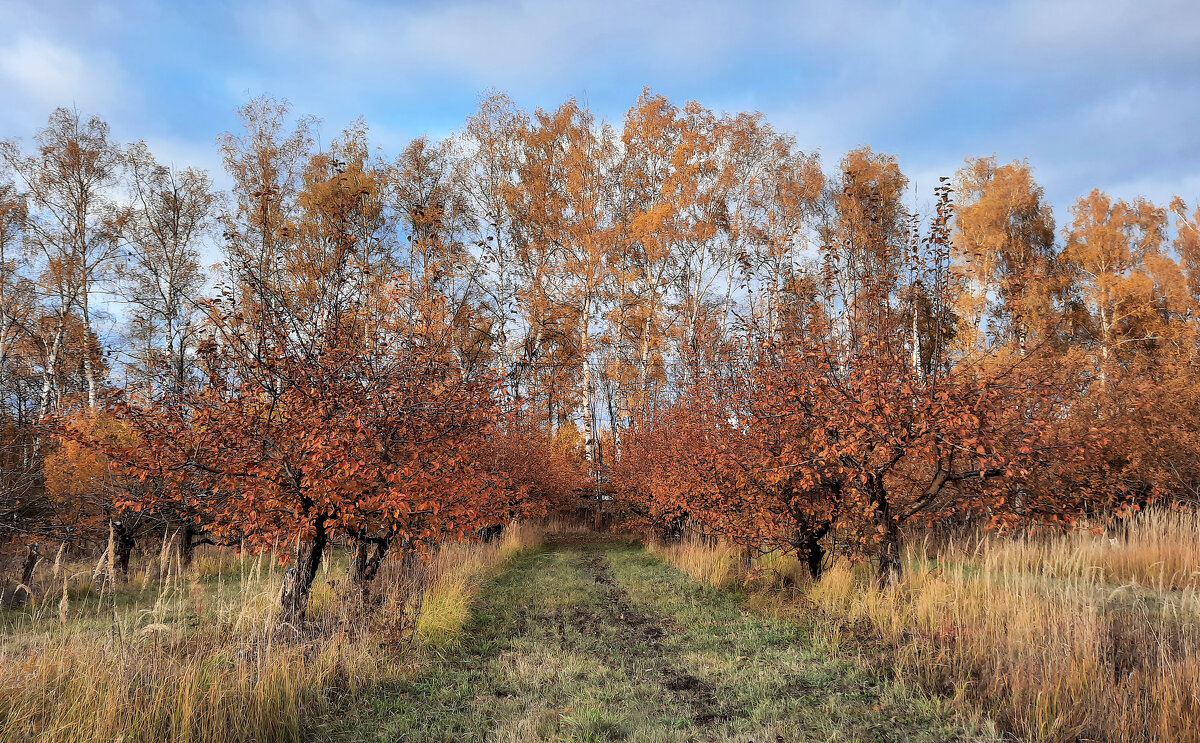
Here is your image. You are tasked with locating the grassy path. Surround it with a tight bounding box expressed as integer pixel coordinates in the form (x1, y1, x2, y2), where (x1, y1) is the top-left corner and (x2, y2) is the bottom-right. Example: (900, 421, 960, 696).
(341, 537, 986, 742)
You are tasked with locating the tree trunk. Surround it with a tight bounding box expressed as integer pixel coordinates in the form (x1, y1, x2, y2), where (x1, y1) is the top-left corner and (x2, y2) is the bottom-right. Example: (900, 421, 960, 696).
(112, 521, 136, 581)
(796, 524, 829, 581)
(1099, 296, 1112, 391)
(911, 305, 922, 377)
(638, 314, 653, 407)
(279, 519, 328, 625)
(37, 322, 65, 420)
(605, 380, 622, 460)
(19, 543, 39, 587)
(8, 543, 41, 607)
(580, 301, 596, 467)
(872, 487, 902, 588)
(179, 521, 197, 568)
(81, 287, 98, 410)
(349, 535, 390, 602)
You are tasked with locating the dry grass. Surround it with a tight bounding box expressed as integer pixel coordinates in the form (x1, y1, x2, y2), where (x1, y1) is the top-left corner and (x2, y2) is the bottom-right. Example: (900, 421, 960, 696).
(415, 521, 545, 642)
(0, 628, 386, 743)
(964, 508, 1200, 591)
(650, 511, 1200, 743)
(646, 537, 743, 589)
(0, 522, 545, 743)
(647, 535, 812, 592)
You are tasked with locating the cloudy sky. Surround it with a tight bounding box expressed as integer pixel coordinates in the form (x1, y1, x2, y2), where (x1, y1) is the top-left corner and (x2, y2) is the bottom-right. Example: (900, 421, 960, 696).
(1, 0, 1198, 223)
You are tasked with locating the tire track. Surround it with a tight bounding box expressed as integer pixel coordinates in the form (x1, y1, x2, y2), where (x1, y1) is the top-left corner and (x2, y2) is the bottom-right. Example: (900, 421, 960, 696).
(574, 550, 727, 726)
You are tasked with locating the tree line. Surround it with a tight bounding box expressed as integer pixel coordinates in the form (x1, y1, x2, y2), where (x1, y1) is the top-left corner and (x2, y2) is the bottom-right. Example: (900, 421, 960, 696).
(2, 91, 1198, 616)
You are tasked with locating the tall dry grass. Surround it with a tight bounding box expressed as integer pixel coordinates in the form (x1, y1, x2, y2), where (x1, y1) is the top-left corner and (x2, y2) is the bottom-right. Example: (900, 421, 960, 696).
(0, 521, 545, 743)
(646, 537, 744, 589)
(647, 535, 811, 591)
(651, 510, 1200, 743)
(415, 520, 544, 642)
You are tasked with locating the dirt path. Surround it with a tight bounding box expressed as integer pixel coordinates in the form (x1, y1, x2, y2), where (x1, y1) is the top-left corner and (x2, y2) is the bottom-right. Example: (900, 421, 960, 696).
(338, 538, 989, 742)
(573, 551, 724, 725)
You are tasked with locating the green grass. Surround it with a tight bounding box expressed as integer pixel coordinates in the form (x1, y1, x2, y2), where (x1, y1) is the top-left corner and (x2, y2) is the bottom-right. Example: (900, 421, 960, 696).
(335, 538, 994, 742)
(3, 537, 997, 741)
(0, 548, 287, 639)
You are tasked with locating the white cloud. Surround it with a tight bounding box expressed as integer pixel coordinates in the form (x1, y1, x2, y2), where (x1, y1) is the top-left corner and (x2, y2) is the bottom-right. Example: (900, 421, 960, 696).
(4, 0, 1199, 225)
(749, 0, 1200, 215)
(235, 0, 751, 90)
(0, 36, 128, 131)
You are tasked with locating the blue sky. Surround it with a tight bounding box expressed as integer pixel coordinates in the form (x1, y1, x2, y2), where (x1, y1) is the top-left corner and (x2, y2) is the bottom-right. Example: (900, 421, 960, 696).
(2, 0, 1199, 223)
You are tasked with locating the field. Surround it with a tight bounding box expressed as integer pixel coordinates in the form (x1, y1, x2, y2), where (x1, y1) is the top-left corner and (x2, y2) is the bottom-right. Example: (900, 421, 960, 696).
(2, 4, 1198, 743)
(0, 512, 1195, 742)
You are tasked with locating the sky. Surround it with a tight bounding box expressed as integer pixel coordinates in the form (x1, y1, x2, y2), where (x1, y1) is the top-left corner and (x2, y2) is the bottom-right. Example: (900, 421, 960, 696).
(1, 0, 1199, 226)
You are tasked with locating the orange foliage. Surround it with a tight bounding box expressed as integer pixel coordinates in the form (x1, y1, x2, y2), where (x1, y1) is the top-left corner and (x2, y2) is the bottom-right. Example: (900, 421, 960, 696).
(619, 184, 1108, 584)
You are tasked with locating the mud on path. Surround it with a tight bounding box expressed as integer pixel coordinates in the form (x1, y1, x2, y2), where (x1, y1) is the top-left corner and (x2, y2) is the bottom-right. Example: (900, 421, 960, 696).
(573, 551, 724, 725)
(337, 538, 991, 743)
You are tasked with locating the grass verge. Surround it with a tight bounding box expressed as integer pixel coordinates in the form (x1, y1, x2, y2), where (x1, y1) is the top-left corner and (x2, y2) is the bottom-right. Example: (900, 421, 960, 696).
(338, 536, 995, 742)
(651, 510, 1200, 743)
(0, 522, 545, 743)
